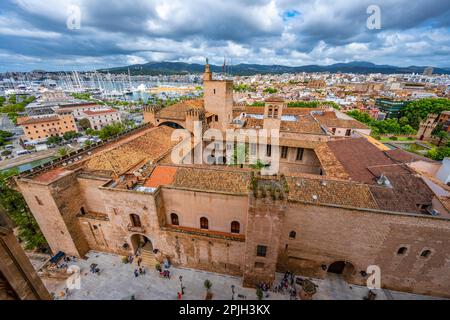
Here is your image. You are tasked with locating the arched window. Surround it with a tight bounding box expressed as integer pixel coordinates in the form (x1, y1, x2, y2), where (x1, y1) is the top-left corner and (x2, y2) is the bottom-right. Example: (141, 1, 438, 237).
(200, 217, 209, 230)
(289, 231, 296, 239)
(231, 221, 240, 234)
(130, 214, 142, 227)
(397, 247, 407, 255)
(171, 213, 179, 226)
(420, 250, 431, 258)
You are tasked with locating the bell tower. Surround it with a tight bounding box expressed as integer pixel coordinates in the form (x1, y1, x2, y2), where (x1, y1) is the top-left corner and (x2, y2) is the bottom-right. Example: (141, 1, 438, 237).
(203, 58, 233, 130)
(203, 58, 212, 82)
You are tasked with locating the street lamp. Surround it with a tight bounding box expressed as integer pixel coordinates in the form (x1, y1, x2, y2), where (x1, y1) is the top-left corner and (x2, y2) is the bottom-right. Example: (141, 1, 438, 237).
(179, 276, 184, 295)
(231, 285, 235, 300)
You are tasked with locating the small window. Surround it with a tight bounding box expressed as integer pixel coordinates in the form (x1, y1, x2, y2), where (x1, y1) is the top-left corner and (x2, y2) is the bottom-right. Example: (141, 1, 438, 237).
(80, 207, 86, 215)
(397, 247, 407, 255)
(420, 250, 431, 258)
(345, 129, 352, 136)
(130, 214, 142, 228)
(171, 213, 179, 226)
(231, 221, 240, 234)
(266, 144, 272, 157)
(200, 217, 209, 230)
(289, 231, 296, 239)
(281, 146, 288, 159)
(35, 196, 43, 206)
(256, 245, 267, 257)
(296, 148, 304, 161)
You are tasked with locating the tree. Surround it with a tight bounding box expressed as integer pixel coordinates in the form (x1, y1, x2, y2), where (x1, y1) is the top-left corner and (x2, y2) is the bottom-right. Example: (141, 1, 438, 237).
(0, 130, 14, 147)
(58, 147, 68, 157)
(79, 118, 91, 130)
(0, 170, 48, 250)
(204, 279, 213, 300)
(427, 146, 450, 161)
(63, 131, 80, 141)
(435, 130, 449, 147)
(97, 123, 126, 140)
(401, 98, 450, 130)
(256, 288, 263, 300)
(46, 135, 63, 145)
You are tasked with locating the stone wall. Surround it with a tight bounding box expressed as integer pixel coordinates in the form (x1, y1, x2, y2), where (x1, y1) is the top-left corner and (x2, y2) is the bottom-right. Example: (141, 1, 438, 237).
(278, 202, 450, 298)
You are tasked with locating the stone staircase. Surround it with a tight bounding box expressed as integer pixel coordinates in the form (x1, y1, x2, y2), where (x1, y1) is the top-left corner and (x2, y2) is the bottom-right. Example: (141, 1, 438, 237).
(140, 243, 158, 267)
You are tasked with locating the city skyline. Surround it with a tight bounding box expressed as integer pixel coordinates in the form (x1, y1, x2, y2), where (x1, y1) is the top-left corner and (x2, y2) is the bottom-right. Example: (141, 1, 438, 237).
(1, 0, 450, 72)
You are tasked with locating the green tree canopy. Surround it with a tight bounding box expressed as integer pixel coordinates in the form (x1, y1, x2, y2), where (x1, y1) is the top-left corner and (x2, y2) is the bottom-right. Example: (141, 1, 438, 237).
(79, 118, 91, 130)
(46, 135, 63, 145)
(0, 170, 47, 250)
(401, 98, 450, 130)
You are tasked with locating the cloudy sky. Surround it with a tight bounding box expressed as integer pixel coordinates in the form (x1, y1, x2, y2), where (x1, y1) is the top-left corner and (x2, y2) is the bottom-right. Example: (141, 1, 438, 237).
(1, 0, 450, 72)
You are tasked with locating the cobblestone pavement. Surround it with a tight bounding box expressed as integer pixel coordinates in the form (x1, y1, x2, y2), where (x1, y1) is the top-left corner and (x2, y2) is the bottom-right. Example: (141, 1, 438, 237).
(47, 251, 443, 300)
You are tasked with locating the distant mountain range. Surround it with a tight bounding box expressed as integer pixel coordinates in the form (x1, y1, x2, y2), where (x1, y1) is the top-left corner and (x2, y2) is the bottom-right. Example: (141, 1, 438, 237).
(99, 61, 450, 76)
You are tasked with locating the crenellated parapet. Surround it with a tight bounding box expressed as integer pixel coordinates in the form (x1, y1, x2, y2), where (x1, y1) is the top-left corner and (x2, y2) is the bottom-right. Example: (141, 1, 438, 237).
(185, 108, 205, 121)
(143, 105, 161, 125)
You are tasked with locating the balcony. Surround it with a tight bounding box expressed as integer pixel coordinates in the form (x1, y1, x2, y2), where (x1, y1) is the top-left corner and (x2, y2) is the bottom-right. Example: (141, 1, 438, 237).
(127, 224, 145, 234)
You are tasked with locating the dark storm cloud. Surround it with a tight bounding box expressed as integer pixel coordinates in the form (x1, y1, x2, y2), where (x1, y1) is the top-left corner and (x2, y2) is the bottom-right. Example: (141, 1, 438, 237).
(0, 0, 449, 71)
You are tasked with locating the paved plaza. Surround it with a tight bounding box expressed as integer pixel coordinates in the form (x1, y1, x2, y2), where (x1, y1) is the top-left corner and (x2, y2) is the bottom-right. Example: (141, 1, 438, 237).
(45, 251, 443, 300)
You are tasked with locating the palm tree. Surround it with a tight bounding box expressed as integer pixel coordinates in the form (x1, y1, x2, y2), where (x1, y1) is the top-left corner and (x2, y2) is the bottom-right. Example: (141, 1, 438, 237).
(204, 280, 213, 300)
(58, 147, 68, 157)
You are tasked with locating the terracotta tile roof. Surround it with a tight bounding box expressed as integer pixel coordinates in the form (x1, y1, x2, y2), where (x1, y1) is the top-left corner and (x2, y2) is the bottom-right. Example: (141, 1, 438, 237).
(171, 166, 250, 194)
(385, 149, 435, 164)
(326, 138, 397, 184)
(83, 126, 177, 175)
(157, 99, 204, 120)
(286, 176, 378, 209)
(314, 143, 351, 180)
(280, 117, 324, 134)
(316, 117, 369, 130)
(242, 115, 324, 134)
(369, 174, 434, 214)
(144, 166, 178, 188)
(83, 109, 118, 116)
(279, 139, 322, 149)
(34, 168, 71, 183)
(17, 115, 61, 126)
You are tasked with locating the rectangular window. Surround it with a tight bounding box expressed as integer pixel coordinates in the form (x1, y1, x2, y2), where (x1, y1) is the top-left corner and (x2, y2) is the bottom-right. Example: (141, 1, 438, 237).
(345, 129, 352, 136)
(250, 143, 257, 156)
(35, 196, 43, 206)
(256, 245, 267, 257)
(296, 148, 304, 161)
(281, 146, 288, 159)
(266, 145, 272, 157)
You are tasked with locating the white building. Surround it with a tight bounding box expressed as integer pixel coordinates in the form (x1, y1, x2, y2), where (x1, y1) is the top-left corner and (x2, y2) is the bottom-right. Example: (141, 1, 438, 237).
(80, 108, 122, 130)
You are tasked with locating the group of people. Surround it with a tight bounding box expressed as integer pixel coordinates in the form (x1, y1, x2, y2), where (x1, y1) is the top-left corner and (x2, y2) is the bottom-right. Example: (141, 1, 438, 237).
(257, 282, 271, 298)
(90, 264, 100, 274)
(272, 271, 298, 299)
(134, 266, 146, 277)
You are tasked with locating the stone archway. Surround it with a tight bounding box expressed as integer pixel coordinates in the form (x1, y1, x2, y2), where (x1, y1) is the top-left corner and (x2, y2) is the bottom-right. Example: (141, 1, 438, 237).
(327, 261, 355, 281)
(129, 234, 158, 267)
(159, 121, 184, 129)
(130, 234, 152, 254)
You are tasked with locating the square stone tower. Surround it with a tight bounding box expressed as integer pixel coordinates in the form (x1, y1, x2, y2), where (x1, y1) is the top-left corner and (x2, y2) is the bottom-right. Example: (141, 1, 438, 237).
(263, 97, 285, 131)
(203, 59, 234, 130)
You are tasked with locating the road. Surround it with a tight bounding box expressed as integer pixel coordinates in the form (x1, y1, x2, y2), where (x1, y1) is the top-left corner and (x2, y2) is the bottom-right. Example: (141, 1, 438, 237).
(0, 149, 57, 171)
